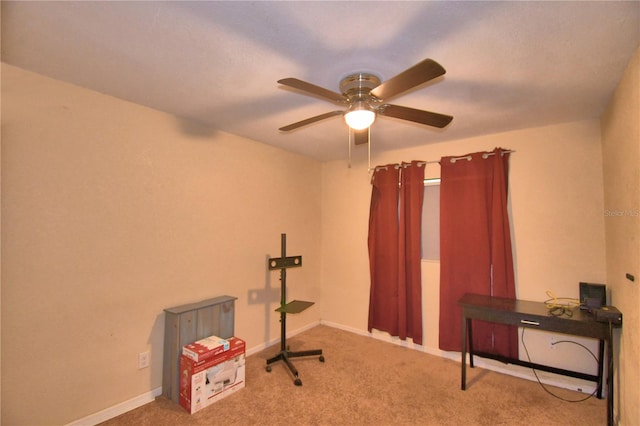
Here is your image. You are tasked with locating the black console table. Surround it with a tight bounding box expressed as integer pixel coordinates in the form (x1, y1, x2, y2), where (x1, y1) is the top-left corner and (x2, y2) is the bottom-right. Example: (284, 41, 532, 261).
(459, 293, 621, 426)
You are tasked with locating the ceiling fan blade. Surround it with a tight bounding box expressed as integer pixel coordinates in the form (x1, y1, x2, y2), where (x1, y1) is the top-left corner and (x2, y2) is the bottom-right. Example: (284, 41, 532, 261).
(369, 59, 446, 101)
(378, 104, 453, 128)
(353, 128, 369, 145)
(279, 110, 344, 132)
(278, 78, 346, 103)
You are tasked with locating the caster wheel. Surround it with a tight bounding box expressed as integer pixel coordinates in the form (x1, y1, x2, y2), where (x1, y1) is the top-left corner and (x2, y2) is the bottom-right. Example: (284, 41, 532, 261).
(319, 355, 325, 362)
(294, 378, 302, 386)
(266, 366, 272, 373)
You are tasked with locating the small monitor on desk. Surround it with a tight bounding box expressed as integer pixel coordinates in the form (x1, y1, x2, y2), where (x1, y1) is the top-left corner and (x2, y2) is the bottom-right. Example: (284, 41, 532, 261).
(579, 282, 606, 311)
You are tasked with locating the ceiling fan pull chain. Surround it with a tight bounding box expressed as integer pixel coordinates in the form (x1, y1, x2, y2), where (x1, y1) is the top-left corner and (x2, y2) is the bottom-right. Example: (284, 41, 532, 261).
(348, 128, 352, 168)
(367, 127, 371, 172)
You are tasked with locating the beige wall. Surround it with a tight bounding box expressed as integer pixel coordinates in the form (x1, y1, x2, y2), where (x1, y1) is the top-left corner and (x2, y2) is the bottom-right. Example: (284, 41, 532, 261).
(1, 64, 322, 425)
(321, 119, 607, 380)
(601, 47, 640, 426)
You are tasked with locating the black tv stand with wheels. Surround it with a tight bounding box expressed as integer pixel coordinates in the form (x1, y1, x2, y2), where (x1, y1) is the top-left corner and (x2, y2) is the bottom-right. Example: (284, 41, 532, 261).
(265, 233, 324, 386)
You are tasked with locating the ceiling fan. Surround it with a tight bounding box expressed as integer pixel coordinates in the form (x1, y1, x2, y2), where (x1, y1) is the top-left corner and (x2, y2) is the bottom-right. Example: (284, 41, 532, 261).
(278, 58, 453, 145)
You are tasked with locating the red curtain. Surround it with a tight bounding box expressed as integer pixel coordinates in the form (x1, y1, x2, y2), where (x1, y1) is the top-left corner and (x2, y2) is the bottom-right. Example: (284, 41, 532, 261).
(368, 161, 424, 345)
(438, 148, 517, 358)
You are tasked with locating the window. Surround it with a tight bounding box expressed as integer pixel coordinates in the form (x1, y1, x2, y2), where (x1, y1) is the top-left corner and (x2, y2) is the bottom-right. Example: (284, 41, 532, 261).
(421, 179, 440, 260)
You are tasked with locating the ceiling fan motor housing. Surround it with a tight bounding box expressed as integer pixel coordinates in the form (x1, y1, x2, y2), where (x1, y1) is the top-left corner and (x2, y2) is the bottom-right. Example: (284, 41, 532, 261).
(340, 73, 381, 104)
(339, 73, 380, 129)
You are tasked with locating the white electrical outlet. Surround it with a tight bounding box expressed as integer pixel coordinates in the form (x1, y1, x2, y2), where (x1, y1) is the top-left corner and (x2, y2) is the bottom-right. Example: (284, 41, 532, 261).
(138, 351, 150, 369)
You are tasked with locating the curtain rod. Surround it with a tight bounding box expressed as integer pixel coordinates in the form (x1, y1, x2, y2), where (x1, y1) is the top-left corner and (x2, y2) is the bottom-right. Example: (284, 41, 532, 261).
(372, 160, 439, 173)
(448, 149, 515, 163)
(372, 150, 515, 172)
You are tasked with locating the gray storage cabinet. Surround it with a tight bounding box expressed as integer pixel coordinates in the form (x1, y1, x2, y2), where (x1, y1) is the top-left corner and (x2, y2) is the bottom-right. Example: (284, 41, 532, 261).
(162, 295, 237, 403)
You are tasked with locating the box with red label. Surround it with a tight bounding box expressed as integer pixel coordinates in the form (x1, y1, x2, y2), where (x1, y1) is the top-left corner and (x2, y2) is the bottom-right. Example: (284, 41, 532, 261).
(182, 335, 231, 362)
(179, 336, 245, 414)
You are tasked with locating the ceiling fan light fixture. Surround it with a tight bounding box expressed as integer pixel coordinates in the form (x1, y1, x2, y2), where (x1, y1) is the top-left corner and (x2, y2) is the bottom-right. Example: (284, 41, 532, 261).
(344, 102, 376, 130)
(278, 59, 451, 134)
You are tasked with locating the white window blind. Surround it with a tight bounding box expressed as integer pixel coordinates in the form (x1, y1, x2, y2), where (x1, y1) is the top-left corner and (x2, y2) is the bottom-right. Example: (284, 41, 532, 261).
(421, 181, 440, 260)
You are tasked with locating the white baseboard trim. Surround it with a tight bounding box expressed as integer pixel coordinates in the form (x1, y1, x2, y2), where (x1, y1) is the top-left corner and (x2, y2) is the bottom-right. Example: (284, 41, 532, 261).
(65, 387, 162, 426)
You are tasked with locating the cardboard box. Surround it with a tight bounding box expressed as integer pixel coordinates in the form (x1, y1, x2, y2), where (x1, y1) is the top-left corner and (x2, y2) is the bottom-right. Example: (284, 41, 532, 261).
(179, 337, 245, 414)
(182, 335, 231, 362)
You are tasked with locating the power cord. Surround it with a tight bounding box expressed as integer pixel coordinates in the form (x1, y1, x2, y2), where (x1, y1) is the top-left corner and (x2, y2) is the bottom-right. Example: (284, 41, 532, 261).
(544, 290, 580, 317)
(520, 327, 599, 403)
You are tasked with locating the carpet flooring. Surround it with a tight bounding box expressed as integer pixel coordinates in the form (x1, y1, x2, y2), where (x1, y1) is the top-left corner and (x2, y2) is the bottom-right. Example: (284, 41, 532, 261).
(100, 325, 605, 425)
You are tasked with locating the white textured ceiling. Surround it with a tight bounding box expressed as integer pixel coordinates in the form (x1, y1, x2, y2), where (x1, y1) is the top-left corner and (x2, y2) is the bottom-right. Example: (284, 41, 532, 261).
(2, 1, 639, 162)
